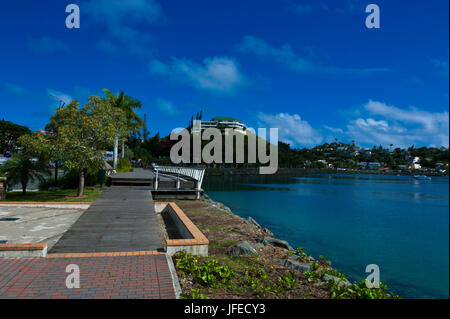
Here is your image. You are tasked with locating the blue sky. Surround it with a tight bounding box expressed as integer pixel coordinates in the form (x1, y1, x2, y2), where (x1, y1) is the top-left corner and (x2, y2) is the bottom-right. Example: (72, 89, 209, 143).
(0, 0, 448, 148)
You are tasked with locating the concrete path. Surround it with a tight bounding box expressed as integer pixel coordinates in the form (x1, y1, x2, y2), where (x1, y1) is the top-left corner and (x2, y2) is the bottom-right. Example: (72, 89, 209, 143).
(0, 207, 84, 249)
(50, 186, 164, 253)
(0, 255, 175, 299)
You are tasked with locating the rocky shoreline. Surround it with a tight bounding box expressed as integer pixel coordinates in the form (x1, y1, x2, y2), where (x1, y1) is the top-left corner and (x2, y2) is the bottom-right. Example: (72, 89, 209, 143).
(172, 195, 398, 299)
(199, 193, 353, 289)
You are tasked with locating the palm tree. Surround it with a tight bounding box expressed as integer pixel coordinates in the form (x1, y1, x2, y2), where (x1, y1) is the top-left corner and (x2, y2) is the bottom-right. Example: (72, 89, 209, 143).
(0, 154, 49, 196)
(102, 89, 144, 168)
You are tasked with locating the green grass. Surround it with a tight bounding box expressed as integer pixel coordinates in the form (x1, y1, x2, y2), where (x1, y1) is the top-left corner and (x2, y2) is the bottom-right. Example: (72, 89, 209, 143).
(208, 225, 233, 232)
(1, 189, 103, 202)
(210, 240, 238, 249)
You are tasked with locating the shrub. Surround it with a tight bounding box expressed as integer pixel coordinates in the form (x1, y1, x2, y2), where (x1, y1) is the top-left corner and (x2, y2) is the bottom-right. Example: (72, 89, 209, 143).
(38, 177, 58, 190)
(278, 272, 297, 290)
(39, 169, 98, 190)
(329, 280, 400, 299)
(175, 252, 234, 287)
(117, 158, 133, 173)
(180, 289, 209, 299)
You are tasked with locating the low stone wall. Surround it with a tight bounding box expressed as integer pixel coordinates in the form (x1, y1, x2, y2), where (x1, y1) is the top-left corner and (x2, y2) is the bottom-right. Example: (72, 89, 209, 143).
(155, 202, 209, 256)
(0, 243, 48, 258)
(0, 177, 6, 201)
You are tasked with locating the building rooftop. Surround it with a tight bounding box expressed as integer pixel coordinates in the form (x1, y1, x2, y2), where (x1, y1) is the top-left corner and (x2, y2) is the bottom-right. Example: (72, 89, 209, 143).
(210, 116, 243, 123)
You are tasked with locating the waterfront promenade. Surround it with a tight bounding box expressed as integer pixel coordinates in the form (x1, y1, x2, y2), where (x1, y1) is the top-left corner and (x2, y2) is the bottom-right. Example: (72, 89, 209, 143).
(0, 254, 175, 299)
(0, 181, 179, 299)
(50, 186, 163, 253)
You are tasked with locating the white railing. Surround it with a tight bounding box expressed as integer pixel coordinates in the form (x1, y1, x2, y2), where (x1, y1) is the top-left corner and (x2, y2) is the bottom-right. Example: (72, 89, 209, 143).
(154, 166, 206, 192)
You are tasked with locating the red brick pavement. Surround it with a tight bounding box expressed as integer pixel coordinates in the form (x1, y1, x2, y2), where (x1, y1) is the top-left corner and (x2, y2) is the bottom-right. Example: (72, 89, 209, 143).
(0, 255, 175, 299)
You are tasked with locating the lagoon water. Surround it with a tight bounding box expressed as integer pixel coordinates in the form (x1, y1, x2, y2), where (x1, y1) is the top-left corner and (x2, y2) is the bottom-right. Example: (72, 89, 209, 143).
(203, 174, 449, 299)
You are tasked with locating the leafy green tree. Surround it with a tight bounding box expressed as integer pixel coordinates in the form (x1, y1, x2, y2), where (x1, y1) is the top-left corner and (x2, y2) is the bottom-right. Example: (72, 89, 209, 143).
(102, 89, 144, 166)
(19, 97, 127, 197)
(0, 154, 49, 195)
(0, 120, 31, 154)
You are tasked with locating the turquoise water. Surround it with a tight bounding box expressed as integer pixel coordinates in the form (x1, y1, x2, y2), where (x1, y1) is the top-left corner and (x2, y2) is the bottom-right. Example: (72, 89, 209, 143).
(203, 174, 449, 299)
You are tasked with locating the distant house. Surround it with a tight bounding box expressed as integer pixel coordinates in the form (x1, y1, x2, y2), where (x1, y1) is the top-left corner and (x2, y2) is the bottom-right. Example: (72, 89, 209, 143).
(192, 117, 246, 134)
(435, 163, 444, 169)
(367, 162, 382, 170)
(0, 157, 9, 166)
(410, 157, 421, 170)
(358, 162, 368, 169)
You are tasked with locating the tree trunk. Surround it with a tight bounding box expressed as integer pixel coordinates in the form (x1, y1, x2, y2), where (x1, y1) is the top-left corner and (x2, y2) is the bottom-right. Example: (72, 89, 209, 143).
(77, 168, 85, 197)
(121, 141, 125, 158)
(21, 181, 27, 196)
(54, 160, 58, 186)
(113, 135, 119, 169)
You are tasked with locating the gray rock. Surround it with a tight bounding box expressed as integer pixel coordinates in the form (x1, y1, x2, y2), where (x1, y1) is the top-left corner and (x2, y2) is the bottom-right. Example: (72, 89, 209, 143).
(245, 217, 261, 229)
(263, 227, 274, 237)
(48, 187, 60, 191)
(276, 258, 312, 273)
(250, 243, 265, 249)
(289, 254, 300, 261)
(322, 274, 352, 287)
(227, 241, 258, 256)
(263, 237, 294, 251)
(220, 205, 231, 212)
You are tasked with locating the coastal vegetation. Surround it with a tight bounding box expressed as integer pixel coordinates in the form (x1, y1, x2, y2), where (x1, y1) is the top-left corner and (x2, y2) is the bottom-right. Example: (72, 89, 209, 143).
(0, 154, 49, 195)
(0, 120, 31, 155)
(1, 96, 447, 199)
(102, 88, 144, 163)
(126, 129, 448, 174)
(1, 89, 143, 199)
(19, 98, 127, 197)
(173, 199, 399, 299)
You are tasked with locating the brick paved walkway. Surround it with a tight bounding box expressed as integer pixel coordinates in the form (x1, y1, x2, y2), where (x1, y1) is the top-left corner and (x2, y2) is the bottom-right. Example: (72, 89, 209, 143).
(0, 255, 175, 299)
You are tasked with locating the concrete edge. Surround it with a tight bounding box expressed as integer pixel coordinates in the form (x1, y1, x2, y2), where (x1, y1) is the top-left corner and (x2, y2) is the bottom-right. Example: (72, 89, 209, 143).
(155, 202, 209, 245)
(165, 253, 182, 299)
(0, 243, 48, 257)
(46, 251, 164, 258)
(0, 203, 91, 209)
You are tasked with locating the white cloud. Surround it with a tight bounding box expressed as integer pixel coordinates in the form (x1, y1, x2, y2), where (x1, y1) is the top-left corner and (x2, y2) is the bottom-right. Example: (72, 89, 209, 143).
(236, 36, 390, 75)
(346, 100, 449, 148)
(431, 57, 449, 77)
(257, 112, 323, 147)
(96, 39, 119, 55)
(3, 83, 34, 98)
(2, 83, 74, 118)
(84, 0, 162, 25)
(324, 125, 344, 134)
(84, 0, 163, 57)
(155, 98, 180, 116)
(292, 4, 313, 15)
(236, 36, 313, 72)
(27, 36, 69, 53)
(149, 57, 246, 93)
(46, 89, 73, 106)
(407, 76, 424, 85)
